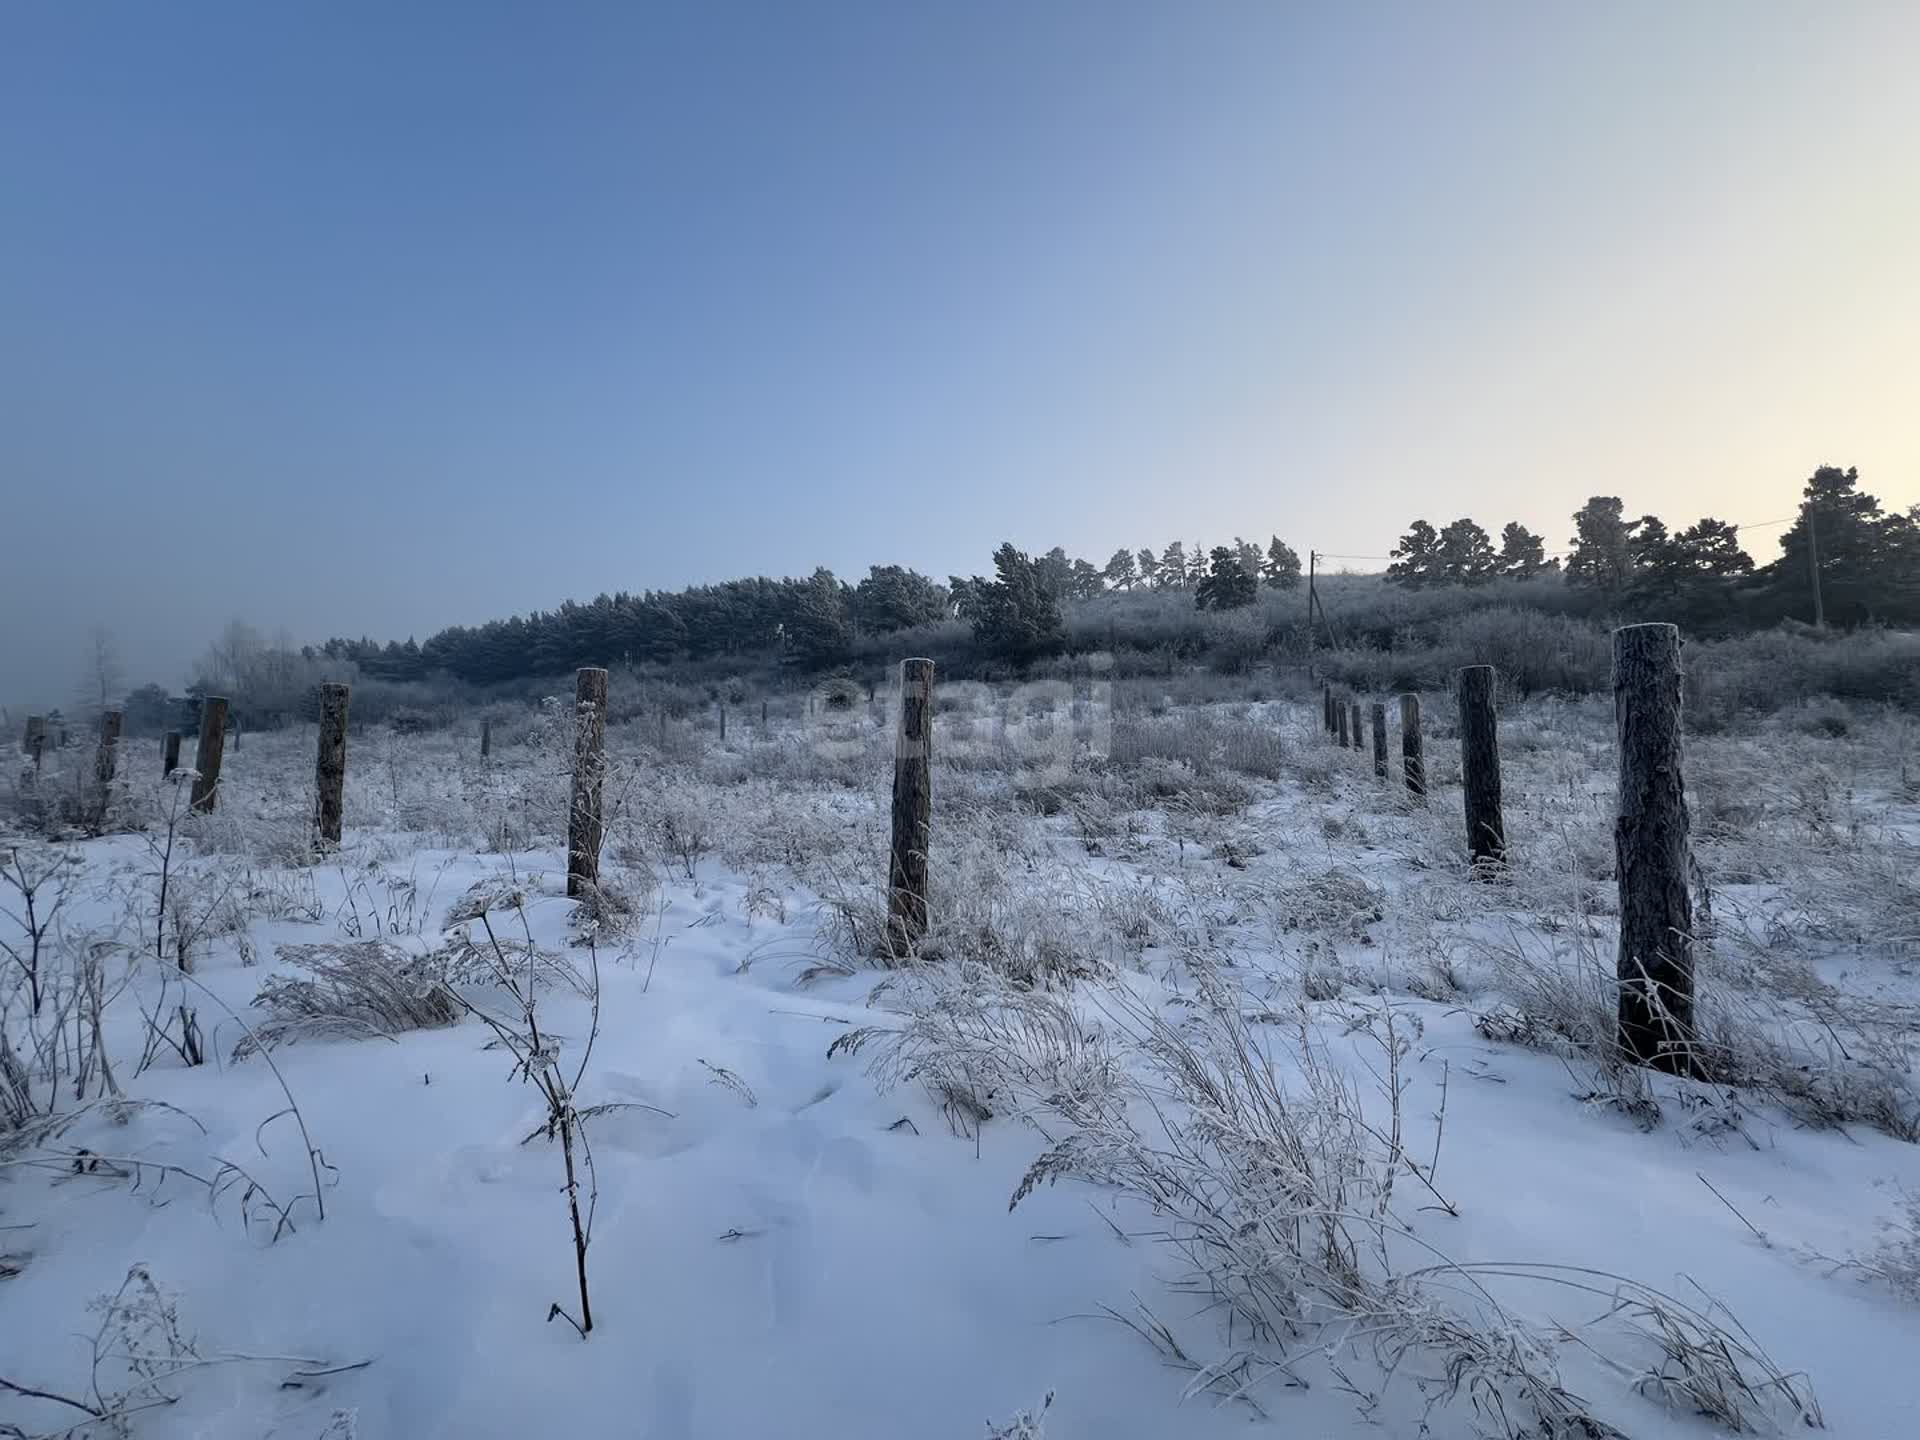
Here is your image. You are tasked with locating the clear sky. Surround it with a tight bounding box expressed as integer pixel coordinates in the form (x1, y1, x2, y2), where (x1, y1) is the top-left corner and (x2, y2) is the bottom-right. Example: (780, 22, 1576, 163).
(3, 1, 1916, 700)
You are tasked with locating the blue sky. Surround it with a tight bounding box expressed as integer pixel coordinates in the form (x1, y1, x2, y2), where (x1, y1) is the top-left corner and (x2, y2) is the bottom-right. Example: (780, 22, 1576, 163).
(3, 2, 1916, 698)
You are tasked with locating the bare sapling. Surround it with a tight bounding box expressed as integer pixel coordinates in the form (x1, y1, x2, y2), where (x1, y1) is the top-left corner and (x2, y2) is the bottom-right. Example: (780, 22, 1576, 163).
(442, 886, 600, 1334)
(1, 845, 74, 1015)
(1613, 623, 1698, 1075)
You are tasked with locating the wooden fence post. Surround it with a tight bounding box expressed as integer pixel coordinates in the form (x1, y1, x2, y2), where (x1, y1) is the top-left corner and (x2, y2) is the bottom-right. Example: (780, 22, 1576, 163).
(568, 668, 609, 899)
(24, 715, 46, 772)
(1370, 702, 1388, 778)
(1613, 623, 1696, 1074)
(1457, 666, 1505, 873)
(315, 682, 350, 847)
(1323, 685, 1334, 736)
(94, 709, 124, 824)
(1399, 694, 1425, 797)
(888, 658, 935, 953)
(190, 698, 229, 813)
(480, 719, 491, 758)
(719, 702, 727, 742)
(760, 698, 768, 730)
(1336, 698, 1350, 747)
(1349, 700, 1364, 751)
(163, 730, 182, 777)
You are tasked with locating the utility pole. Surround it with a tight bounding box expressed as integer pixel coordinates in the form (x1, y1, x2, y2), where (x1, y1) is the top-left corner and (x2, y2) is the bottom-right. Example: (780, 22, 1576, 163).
(1306, 550, 1318, 679)
(1807, 504, 1825, 629)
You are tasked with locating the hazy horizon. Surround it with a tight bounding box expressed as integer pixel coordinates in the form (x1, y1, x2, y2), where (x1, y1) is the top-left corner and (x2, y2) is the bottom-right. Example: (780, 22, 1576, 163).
(5, 2, 1916, 706)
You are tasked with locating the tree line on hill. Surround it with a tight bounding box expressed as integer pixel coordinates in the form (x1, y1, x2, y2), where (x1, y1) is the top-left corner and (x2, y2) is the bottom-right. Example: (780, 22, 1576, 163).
(302, 534, 1306, 686)
(1382, 466, 1918, 629)
(70, 464, 1911, 736)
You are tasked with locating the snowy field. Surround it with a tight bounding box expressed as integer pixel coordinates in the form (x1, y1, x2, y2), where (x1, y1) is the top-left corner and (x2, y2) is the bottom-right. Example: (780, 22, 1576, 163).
(4, 680, 1920, 1439)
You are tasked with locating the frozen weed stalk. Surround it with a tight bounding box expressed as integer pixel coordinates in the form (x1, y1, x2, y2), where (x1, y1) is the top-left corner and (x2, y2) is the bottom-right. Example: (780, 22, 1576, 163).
(440, 880, 602, 1336)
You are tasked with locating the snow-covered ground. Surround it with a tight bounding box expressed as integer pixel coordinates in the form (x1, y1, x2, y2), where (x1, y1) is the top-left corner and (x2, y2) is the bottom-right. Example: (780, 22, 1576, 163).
(4, 688, 1919, 1438)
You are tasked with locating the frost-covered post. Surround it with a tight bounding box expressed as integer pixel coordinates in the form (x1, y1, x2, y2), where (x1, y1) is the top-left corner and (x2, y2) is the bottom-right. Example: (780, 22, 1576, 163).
(1336, 698, 1350, 747)
(1349, 700, 1364, 751)
(888, 658, 935, 954)
(718, 701, 727, 742)
(1323, 684, 1335, 736)
(315, 682, 350, 847)
(1613, 623, 1697, 1074)
(1370, 702, 1388, 779)
(163, 730, 182, 777)
(24, 715, 46, 771)
(1399, 694, 1425, 797)
(94, 708, 123, 823)
(1456, 667, 1505, 872)
(567, 667, 608, 899)
(190, 697, 229, 813)
(760, 698, 768, 731)
(480, 719, 491, 758)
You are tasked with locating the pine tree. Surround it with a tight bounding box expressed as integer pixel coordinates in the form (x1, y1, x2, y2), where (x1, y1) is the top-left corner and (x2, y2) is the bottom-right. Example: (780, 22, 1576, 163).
(1069, 558, 1105, 599)
(1195, 546, 1259, 611)
(1387, 520, 1444, 587)
(1103, 547, 1138, 591)
(1033, 546, 1074, 600)
(1497, 523, 1549, 578)
(1136, 548, 1161, 589)
(1262, 536, 1303, 590)
(1566, 497, 1635, 590)
(1159, 541, 1187, 588)
(1437, 519, 1498, 584)
(968, 543, 1067, 665)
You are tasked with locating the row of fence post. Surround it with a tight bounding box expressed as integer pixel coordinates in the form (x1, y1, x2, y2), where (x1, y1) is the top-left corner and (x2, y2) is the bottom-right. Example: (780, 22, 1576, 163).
(1319, 624, 1693, 1070)
(35, 634, 1692, 1074)
(1324, 682, 1427, 799)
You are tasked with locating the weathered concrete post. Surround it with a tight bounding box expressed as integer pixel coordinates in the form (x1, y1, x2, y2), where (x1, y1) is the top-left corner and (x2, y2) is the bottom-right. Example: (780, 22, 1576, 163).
(94, 709, 124, 823)
(887, 658, 935, 954)
(190, 698, 229, 813)
(567, 668, 609, 899)
(1613, 623, 1696, 1074)
(1336, 698, 1350, 747)
(1370, 702, 1388, 779)
(1349, 700, 1364, 751)
(1456, 666, 1505, 873)
(480, 719, 491, 759)
(163, 730, 182, 777)
(1399, 694, 1425, 797)
(314, 682, 350, 847)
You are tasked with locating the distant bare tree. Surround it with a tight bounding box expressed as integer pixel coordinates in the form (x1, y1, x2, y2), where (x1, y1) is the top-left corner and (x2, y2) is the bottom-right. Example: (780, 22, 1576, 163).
(74, 625, 125, 725)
